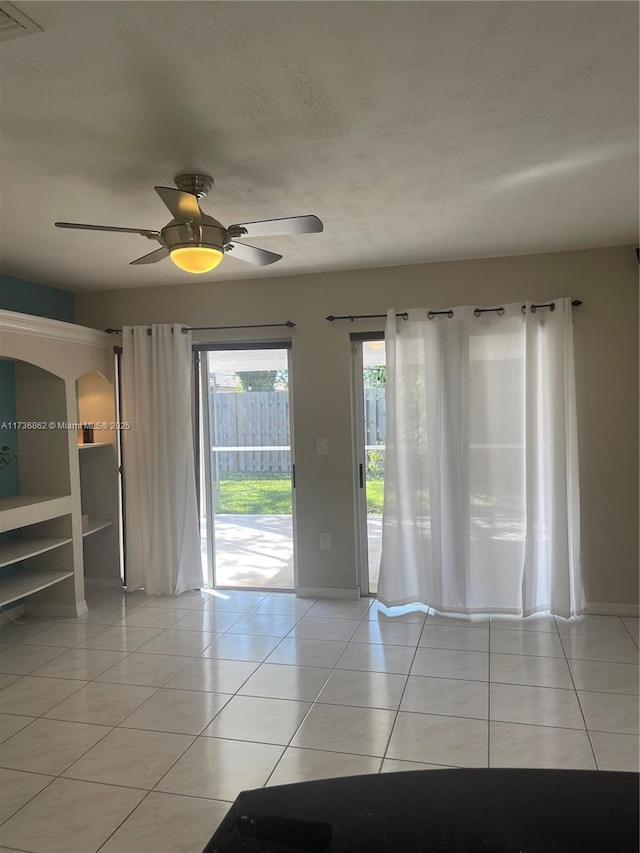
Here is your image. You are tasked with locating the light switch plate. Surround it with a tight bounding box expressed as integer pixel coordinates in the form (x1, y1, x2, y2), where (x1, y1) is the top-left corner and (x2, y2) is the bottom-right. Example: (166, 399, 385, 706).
(316, 437, 328, 455)
(319, 533, 332, 551)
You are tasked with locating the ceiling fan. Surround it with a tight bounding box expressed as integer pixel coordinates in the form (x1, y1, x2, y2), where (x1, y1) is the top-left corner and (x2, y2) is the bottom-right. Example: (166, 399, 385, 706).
(54, 173, 323, 274)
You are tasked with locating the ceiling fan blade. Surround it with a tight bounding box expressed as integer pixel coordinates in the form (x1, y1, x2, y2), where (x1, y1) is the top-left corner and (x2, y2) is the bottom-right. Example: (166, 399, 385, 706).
(154, 187, 202, 221)
(130, 247, 169, 266)
(227, 242, 283, 266)
(55, 222, 160, 238)
(229, 215, 323, 239)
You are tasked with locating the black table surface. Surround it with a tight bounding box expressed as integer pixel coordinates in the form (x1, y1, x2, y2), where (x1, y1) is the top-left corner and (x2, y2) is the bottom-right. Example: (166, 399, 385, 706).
(203, 768, 639, 853)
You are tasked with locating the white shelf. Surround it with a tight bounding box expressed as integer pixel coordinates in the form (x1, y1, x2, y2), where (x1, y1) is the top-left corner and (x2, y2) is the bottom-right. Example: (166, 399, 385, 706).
(82, 519, 113, 538)
(78, 442, 111, 450)
(0, 536, 72, 569)
(0, 495, 72, 532)
(0, 568, 74, 607)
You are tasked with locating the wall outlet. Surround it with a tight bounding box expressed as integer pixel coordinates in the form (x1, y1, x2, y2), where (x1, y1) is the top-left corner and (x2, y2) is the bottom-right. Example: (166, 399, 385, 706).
(316, 437, 328, 455)
(319, 532, 332, 551)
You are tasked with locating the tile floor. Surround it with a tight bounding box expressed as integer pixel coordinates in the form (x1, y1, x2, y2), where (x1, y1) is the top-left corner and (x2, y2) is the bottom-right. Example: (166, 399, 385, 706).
(0, 588, 638, 852)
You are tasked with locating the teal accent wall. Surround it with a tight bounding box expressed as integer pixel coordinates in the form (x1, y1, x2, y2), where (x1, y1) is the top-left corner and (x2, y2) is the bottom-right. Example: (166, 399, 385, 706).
(0, 274, 75, 322)
(0, 361, 19, 499)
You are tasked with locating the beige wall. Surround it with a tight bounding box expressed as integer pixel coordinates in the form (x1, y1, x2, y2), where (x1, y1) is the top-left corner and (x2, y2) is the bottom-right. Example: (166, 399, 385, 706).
(77, 246, 639, 610)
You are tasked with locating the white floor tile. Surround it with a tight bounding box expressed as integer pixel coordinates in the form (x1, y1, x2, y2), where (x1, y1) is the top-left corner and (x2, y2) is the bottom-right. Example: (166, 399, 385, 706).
(289, 617, 361, 642)
(307, 599, 373, 620)
(203, 695, 310, 744)
(410, 648, 489, 681)
(201, 633, 282, 662)
(419, 625, 489, 652)
(577, 691, 639, 735)
(0, 676, 86, 716)
(291, 703, 395, 757)
(490, 631, 564, 658)
(317, 669, 407, 710)
(387, 712, 488, 767)
(0, 643, 68, 675)
(0, 767, 53, 823)
(489, 721, 596, 769)
(380, 758, 452, 772)
(239, 663, 331, 702)
(0, 713, 34, 744)
(266, 638, 347, 668)
(426, 612, 490, 628)
(99, 791, 229, 853)
(490, 683, 585, 729)
(621, 617, 639, 643)
(63, 727, 194, 789)
(561, 634, 639, 664)
(226, 613, 299, 637)
(267, 747, 380, 787)
(171, 610, 242, 632)
(142, 595, 204, 611)
(75, 625, 164, 651)
(253, 597, 316, 617)
(352, 621, 423, 647)
(118, 609, 185, 629)
(16, 622, 105, 647)
(0, 777, 145, 853)
(0, 619, 54, 645)
(43, 681, 157, 726)
(556, 615, 629, 638)
(163, 658, 257, 693)
(202, 591, 267, 612)
(0, 674, 21, 690)
(590, 731, 640, 772)
(568, 658, 639, 695)
(490, 653, 573, 689)
(156, 737, 283, 801)
(0, 718, 110, 775)
(30, 648, 128, 681)
(120, 688, 230, 735)
(400, 676, 488, 720)
(96, 653, 192, 687)
(336, 642, 416, 675)
(136, 629, 220, 657)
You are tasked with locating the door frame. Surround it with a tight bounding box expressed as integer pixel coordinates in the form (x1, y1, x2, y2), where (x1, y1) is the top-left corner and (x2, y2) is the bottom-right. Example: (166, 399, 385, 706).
(193, 340, 297, 592)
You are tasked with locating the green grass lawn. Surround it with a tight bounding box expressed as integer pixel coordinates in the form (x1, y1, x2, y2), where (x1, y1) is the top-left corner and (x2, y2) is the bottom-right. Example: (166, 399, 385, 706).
(366, 478, 384, 514)
(218, 473, 293, 514)
(217, 473, 385, 514)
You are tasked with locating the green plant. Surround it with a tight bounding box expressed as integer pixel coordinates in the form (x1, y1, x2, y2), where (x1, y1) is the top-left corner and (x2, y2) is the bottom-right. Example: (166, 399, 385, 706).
(0, 445, 17, 478)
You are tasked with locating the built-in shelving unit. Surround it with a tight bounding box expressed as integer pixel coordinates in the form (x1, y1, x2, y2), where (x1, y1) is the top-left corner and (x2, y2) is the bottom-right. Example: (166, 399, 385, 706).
(77, 372, 121, 589)
(82, 519, 113, 538)
(0, 309, 116, 618)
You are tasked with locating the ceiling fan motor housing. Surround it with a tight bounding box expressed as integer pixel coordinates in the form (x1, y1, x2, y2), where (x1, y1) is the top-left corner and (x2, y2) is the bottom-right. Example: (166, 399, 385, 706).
(161, 215, 228, 253)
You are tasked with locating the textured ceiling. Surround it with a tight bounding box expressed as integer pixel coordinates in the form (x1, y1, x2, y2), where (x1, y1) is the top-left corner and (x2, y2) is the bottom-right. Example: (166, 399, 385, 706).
(0, 1, 637, 292)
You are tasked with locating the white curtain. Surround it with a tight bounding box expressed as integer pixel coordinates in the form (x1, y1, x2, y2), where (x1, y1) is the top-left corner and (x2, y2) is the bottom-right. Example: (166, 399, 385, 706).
(378, 298, 583, 618)
(121, 324, 202, 596)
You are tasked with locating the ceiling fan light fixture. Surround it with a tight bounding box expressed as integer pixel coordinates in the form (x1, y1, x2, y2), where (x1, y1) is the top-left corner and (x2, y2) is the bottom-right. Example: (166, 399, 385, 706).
(169, 245, 224, 274)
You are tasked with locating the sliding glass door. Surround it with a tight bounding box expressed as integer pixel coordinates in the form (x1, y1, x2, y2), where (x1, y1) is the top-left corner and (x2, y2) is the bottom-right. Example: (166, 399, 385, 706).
(197, 345, 295, 590)
(352, 337, 386, 595)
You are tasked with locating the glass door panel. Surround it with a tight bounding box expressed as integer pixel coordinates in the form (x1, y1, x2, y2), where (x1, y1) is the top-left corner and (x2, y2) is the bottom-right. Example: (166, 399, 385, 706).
(199, 347, 294, 590)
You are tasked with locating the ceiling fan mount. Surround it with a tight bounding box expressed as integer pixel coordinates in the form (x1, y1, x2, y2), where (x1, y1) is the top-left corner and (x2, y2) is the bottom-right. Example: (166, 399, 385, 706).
(173, 172, 214, 199)
(54, 174, 323, 274)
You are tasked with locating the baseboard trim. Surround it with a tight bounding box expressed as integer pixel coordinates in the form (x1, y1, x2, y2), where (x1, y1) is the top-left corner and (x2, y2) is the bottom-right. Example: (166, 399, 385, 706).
(585, 601, 639, 617)
(297, 586, 361, 600)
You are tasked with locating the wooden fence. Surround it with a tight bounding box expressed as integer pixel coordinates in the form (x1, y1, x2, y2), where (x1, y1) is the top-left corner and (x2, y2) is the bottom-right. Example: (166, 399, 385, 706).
(211, 388, 386, 474)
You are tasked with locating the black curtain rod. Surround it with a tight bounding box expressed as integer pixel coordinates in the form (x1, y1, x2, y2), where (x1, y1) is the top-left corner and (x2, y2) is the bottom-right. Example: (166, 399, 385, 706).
(106, 321, 296, 335)
(327, 301, 582, 322)
(326, 312, 408, 322)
